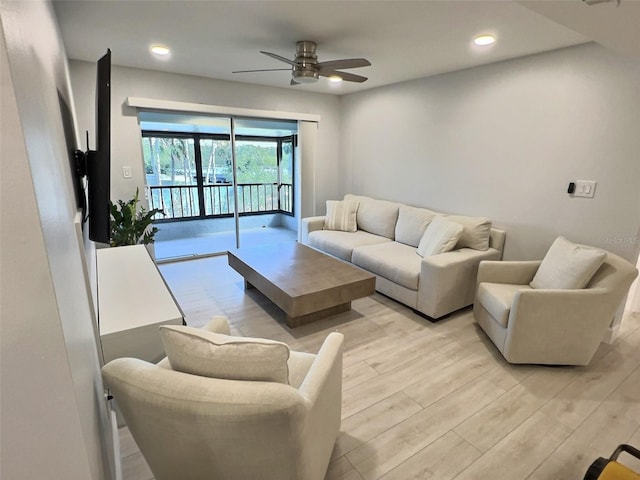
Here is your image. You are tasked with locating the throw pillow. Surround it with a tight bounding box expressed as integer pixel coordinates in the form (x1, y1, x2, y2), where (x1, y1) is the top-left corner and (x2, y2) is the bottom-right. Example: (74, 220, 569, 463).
(324, 200, 359, 232)
(159, 325, 290, 384)
(446, 215, 492, 251)
(530, 236, 606, 290)
(416, 216, 464, 257)
(395, 205, 438, 247)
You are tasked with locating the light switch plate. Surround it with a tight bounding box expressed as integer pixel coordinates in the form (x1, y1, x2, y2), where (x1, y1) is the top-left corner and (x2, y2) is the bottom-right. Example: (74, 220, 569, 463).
(122, 166, 132, 178)
(573, 180, 597, 198)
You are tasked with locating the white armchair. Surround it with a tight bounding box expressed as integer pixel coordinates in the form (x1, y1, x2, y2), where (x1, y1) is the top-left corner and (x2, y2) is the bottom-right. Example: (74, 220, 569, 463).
(474, 249, 638, 366)
(102, 317, 344, 480)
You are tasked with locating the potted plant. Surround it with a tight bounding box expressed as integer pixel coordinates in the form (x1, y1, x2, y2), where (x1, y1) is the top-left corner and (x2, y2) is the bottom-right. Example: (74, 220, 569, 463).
(110, 187, 164, 247)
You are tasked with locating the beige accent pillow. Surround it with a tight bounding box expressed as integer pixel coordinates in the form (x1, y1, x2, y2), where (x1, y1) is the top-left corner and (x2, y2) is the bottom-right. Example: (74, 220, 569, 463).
(159, 325, 290, 384)
(416, 216, 464, 257)
(324, 200, 359, 232)
(530, 236, 606, 290)
(395, 205, 438, 247)
(446, 215, 492, 250)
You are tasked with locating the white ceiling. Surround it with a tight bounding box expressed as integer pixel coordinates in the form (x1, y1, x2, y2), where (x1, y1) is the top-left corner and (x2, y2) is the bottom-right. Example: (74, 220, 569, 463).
(53, 0, 639, 96)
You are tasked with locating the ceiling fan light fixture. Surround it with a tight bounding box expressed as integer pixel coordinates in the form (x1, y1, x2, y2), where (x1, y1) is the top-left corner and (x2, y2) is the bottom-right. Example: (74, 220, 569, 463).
(328, 75, 343, 83)
(151, 44, 170, 56)
(293, 69, 319, 84)
(473, 35, 496, 46)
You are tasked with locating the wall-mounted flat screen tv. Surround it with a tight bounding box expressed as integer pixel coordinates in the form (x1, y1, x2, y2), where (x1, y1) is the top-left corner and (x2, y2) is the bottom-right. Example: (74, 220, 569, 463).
(86, 49, 111, 244)
(73, 49, 111, 243)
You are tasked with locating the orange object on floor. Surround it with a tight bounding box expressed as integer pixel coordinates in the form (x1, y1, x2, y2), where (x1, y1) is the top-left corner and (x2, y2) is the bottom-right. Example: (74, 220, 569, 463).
(584, 445, 640, 480)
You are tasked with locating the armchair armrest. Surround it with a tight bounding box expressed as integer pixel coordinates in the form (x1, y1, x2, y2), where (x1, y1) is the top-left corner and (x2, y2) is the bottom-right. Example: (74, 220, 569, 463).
(418, 247, 502, 318)
(505, 287, 614, 365)
(300, 216, 326, 245)
(298, 332, 343, 403)
(297, 332, 344, 475)
(477, 260, 541, 287)
(202, 315, 231, 335)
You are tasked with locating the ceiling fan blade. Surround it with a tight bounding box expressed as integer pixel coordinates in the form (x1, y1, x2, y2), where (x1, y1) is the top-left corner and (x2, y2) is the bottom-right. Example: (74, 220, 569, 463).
(317, 58, 371, 71)
(260, 51, 299, 67)
(290, 78, 300, 86)
(232, 68, 291, 73)
(320, 70, 368, 83)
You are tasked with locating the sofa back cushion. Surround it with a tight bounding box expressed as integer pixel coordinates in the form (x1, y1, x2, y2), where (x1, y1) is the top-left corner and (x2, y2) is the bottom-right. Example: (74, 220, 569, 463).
(395, 205, 438, 247)
(446, 215, 492, 251)
(344, 194, 401, 239)
(160, 325, 290, 384)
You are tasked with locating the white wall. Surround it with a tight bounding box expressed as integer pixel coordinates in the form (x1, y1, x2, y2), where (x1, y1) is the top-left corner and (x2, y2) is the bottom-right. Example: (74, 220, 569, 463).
(626, 249, 640, 314)
(69, 61, 341, 217)
(0, 1, 113, 479)
(340, 43, 640, 263)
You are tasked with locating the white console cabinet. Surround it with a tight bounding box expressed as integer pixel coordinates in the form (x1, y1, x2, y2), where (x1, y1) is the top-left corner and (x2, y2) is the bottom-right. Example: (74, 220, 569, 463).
(97, 245, 183, 364)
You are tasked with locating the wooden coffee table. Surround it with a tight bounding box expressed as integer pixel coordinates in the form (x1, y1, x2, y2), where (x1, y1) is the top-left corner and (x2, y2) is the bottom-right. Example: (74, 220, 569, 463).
(227, 242, 376, 327)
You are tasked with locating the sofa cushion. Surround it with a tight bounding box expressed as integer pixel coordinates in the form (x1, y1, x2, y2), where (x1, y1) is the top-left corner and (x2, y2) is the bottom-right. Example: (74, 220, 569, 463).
(395, 205, 438, 247)
(530, 236, 606, 290)
(308, 230, 391, 261)
(446, 215, 492, 251)
(345, 194, 401, 239)
(324, 200, 359, 232)
(416, 216, 463, 257)
(159, 325, 290, 384)
(352, 242, 422, 290)
(477, 283, 531, 328)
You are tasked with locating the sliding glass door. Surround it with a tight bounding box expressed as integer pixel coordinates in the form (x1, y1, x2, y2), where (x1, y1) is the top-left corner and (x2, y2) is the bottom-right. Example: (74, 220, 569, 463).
(233, 133, 295, 249)
(139, 113, 298, 259)
(142, 132, 236, 256)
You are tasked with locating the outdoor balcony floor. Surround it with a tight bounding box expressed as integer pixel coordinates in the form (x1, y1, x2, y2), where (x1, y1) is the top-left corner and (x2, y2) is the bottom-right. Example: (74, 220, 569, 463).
(154, 226, 297, 262)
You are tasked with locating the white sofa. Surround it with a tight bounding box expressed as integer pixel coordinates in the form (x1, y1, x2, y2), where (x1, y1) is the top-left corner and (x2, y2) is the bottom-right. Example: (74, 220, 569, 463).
(301, 194, 506, 320)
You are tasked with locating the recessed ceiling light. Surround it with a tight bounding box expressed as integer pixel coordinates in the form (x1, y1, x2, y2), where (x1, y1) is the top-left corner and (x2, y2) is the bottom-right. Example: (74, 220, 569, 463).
(151, 45, 170, 56)
(328, 75, 343, 83)
(473, 35, 496, 46)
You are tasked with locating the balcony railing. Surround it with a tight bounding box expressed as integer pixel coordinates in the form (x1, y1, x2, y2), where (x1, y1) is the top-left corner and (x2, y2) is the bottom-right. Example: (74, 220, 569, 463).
(148, 183, 293, 221)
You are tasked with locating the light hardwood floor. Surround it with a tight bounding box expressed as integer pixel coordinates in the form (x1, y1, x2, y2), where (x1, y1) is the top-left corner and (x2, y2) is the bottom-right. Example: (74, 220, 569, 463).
(120, 254, 640, 480)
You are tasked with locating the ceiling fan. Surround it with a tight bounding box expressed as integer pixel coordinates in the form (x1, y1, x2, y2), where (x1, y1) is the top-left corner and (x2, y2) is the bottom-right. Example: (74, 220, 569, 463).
(233, 41, 371, 85)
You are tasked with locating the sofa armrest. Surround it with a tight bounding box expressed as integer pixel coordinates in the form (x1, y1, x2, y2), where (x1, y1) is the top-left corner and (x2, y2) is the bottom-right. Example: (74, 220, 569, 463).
(477, 261, 541, 287)
(300, 216, 326, 244)
(418, 247, 502, 318)
(505, 287, 615, 365)
(489, 228, 506, 255)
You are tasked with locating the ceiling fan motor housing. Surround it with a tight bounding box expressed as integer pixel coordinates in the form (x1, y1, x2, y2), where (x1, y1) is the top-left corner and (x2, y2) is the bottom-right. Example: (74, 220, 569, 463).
(295, 41, 318, 66)
(292, 41, 320, 82)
